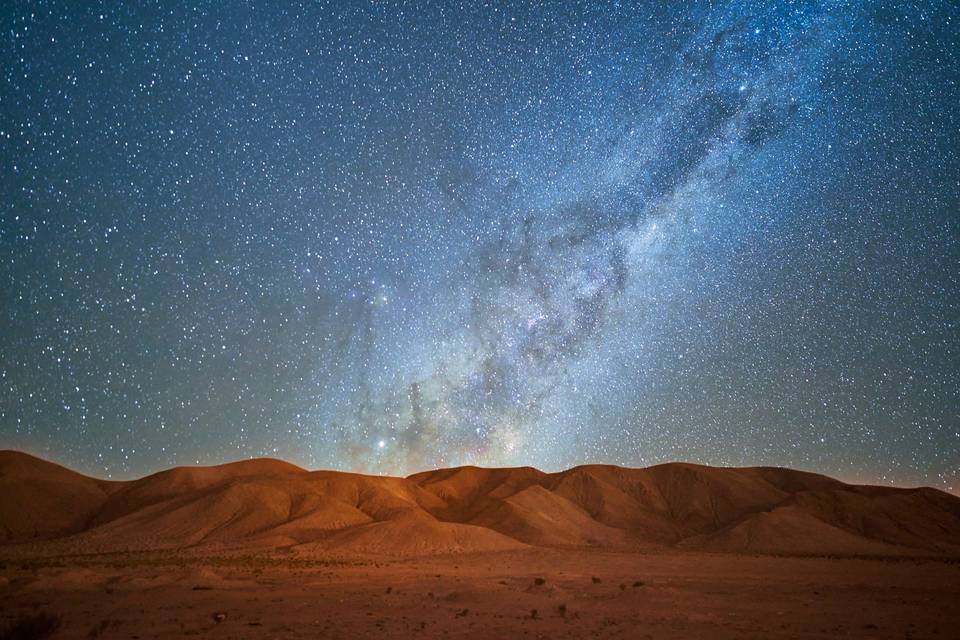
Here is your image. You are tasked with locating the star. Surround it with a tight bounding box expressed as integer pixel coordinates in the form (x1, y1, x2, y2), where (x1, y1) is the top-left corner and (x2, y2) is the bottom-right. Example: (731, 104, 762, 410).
(0, 0, 955, 495)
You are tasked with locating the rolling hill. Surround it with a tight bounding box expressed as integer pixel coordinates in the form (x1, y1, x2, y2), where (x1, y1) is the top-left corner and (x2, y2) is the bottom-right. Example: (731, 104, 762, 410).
(1, 450, 958, 557)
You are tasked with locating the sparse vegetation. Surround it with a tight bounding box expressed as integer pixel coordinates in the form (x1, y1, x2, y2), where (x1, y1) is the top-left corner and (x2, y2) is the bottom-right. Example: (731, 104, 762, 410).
(0, 612, 62, 640)
(0, 552, 953, 639)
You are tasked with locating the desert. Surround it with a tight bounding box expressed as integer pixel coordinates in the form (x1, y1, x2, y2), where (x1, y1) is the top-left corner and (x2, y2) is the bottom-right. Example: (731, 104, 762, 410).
(6, 1, 960, 638)
(1, 450, 958, 639)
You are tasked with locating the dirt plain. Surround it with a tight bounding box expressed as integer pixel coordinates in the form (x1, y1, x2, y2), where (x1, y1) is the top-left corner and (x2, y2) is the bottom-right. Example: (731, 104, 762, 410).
(2, 547, 959, 639)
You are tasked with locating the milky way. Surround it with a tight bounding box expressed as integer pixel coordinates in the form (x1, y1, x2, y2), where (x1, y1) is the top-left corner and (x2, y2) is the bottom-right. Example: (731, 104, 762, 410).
(1, 2, 958, 491)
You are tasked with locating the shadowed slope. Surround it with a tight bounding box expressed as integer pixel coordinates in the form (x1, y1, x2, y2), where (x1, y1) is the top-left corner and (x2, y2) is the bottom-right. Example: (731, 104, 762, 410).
(0, 451, 118, 542)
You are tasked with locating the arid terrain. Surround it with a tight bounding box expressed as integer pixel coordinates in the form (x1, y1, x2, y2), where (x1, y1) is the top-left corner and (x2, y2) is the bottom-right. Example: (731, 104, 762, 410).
(3, 548, 960, 639)
(1, 450, 959, 638)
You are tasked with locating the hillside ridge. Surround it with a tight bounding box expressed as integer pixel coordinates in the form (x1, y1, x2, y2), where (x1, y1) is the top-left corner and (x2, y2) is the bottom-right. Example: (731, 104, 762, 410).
(2, 450, 958, 557)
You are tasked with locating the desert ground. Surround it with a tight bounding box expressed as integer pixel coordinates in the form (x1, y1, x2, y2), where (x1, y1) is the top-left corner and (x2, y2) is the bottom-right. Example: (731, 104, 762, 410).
(2, 548, 959, 639)
(2, 451, 958, 638)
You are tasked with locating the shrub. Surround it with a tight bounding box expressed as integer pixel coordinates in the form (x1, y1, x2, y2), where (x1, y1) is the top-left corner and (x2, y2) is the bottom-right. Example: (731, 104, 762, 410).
(0, 612, 62, 640)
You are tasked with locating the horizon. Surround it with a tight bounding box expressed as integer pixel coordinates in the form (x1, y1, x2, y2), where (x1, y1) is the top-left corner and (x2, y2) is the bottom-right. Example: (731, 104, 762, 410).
(5, 448, 956, 496)
(2, 2, 958, 495)
(2, 4, 958, 637)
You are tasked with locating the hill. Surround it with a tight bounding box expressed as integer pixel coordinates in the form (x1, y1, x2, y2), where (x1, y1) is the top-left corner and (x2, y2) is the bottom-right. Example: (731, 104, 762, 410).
(1, 451, 958, 557)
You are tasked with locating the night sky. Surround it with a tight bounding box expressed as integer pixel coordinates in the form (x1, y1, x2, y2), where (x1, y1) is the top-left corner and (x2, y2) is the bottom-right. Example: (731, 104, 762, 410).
(2, 2, 958, 491)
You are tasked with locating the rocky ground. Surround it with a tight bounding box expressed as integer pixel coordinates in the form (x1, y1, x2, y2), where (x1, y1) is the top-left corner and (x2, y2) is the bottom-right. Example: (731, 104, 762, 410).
(2, 548, 958, 639)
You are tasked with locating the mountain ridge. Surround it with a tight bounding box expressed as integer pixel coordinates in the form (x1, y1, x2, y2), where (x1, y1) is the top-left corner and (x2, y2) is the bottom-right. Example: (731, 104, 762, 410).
(2, 449, 958, 557)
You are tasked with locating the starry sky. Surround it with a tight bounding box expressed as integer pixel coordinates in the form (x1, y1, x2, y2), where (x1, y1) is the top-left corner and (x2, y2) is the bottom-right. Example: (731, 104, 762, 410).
(1, 1, 958, 491)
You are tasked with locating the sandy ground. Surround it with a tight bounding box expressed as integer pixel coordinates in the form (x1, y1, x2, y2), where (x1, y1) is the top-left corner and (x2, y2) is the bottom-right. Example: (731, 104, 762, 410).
(1, 549, 958, 639)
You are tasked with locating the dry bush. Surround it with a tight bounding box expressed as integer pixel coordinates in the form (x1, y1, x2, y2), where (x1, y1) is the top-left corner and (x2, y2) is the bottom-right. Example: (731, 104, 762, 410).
(0, 612, 62, 640)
